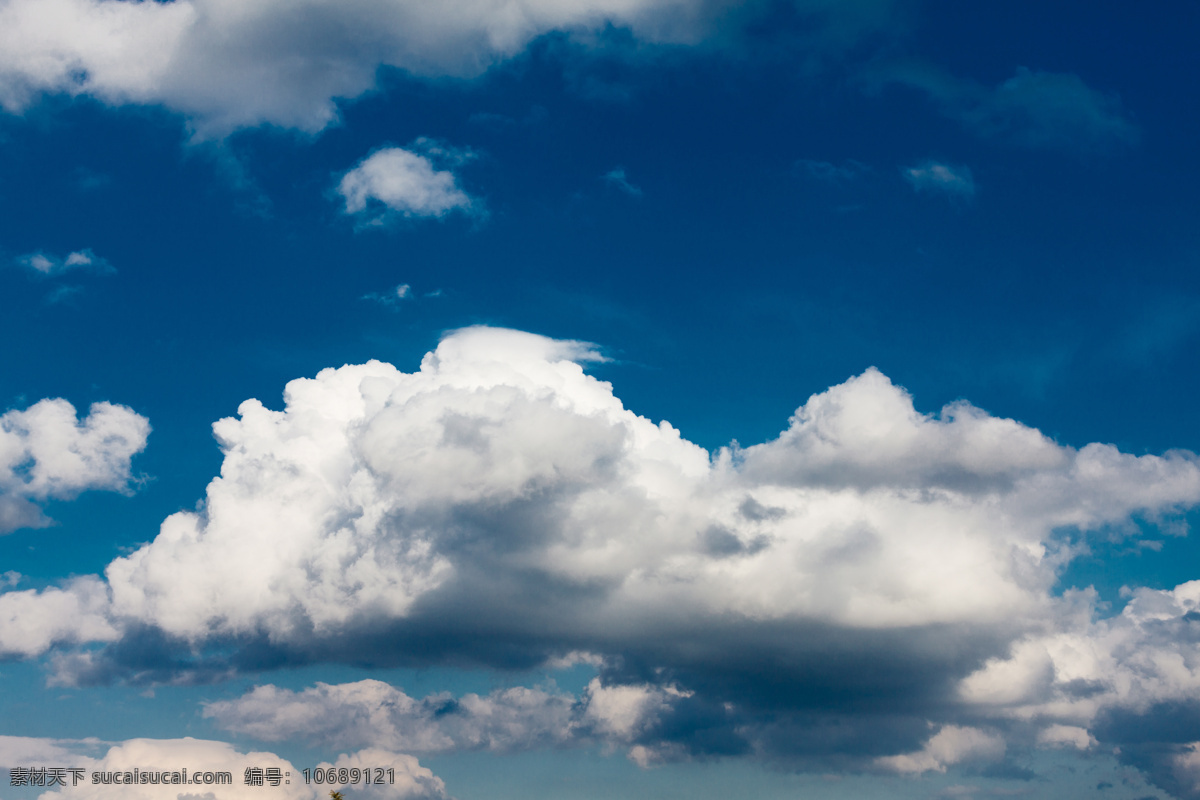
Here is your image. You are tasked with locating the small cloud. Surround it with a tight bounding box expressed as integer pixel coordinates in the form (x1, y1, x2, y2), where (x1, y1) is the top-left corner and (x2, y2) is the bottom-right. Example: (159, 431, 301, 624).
(902, 160, 976, 199)
(603, 167, 643, 197)
(795, 159, 870, 182)
(338, 142, 478, 224)
(363, 283, 434, 309)
(16, 248, 115, 277)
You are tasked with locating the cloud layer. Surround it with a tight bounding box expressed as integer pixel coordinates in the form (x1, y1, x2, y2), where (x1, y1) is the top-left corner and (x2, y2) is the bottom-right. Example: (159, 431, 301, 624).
(0, 398, 149, 534)
(4, 326, 1200, 789)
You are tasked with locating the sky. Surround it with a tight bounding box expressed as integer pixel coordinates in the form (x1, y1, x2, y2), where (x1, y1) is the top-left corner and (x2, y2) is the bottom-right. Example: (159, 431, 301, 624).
(1, 0, 1200, 798)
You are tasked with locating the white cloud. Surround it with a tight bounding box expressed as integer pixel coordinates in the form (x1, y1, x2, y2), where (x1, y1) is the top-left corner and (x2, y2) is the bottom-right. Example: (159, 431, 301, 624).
(875, 725, 1006, 774)
(15, 249, 114, 276)
(1035, 724, 1096, 750)
(338, 146, 475, 222)
(902, 160, 975, 199)
(4, 326, 1198, 655)
(0, 576, 119, 657)
(0, 0, 897, 137)
(0, 398, 150, 534)
(0, 736, 446, 800)
(959, 580, 1200, 725)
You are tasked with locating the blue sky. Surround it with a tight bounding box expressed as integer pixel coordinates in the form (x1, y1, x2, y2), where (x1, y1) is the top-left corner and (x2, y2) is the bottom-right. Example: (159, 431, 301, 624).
(1, 1, 1200, 798)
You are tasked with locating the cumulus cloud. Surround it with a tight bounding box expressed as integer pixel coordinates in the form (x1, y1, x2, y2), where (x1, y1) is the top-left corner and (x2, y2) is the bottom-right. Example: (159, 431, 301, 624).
(4, 326, 1200, 785)
(0, 0, 899, 137)
(338, 146, 475, 222)
(204, 676, 686, 762)
(874, 62, 1138, 152)
(0, 398, 150, 533)
(0, 736, 446, 800)
(15, 249, 114, 277)
(902, 160, 975, 199)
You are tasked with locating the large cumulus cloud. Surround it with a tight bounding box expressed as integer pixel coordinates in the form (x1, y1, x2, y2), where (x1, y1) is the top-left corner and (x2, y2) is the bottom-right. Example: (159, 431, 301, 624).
(0, 0, 898, 136)
(5, 326, 1200, 788)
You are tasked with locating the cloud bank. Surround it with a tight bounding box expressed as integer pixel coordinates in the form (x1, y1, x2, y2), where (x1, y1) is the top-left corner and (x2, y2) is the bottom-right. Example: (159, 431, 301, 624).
(4, 326, 1200, 791)
(0, 398, 150, 533)
(0, 0, 897, 137)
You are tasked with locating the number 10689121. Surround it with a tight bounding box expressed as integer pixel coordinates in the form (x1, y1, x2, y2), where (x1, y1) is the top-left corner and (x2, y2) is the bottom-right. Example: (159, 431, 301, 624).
(302, 767, 395, 785)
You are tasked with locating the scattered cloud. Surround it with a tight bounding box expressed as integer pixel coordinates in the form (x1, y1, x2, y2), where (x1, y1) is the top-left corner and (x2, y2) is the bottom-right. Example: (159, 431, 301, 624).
(15, 249, 114, 277)
(603, 168, 643, 197)
(902, 160, 976, 199)
(338, 145, 476, 223)
(872, 62, 1138, 152)
(2, 327, 1200, 784)
(363, 283, 414, 308)
(0, 398, 150, 534)
(0, 736, 447, 800)
(0, 0, 901, 137)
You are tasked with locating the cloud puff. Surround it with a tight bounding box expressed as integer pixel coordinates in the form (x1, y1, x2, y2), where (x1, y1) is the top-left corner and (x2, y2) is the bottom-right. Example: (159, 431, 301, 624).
(875, 725, 1006, 774)
(902, 160, 975, 199)
(5, 326, 1200, 784)
(0, 736, 446, 800)
(0, 398, 150, 534)
(874, 63, 1138, 152)
(338, 146, 475, 222)
(15, 249, 114, 277)
(0, 0, 898, 137)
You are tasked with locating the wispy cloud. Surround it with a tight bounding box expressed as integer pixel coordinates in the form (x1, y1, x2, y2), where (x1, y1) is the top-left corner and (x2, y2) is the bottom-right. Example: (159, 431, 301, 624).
(362, 283, 414, 308)
(603, 167, 643, 197)
(902, 160, 976, 199)
(15, 249, 114, 277)
(870, 62, 1138, 152)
